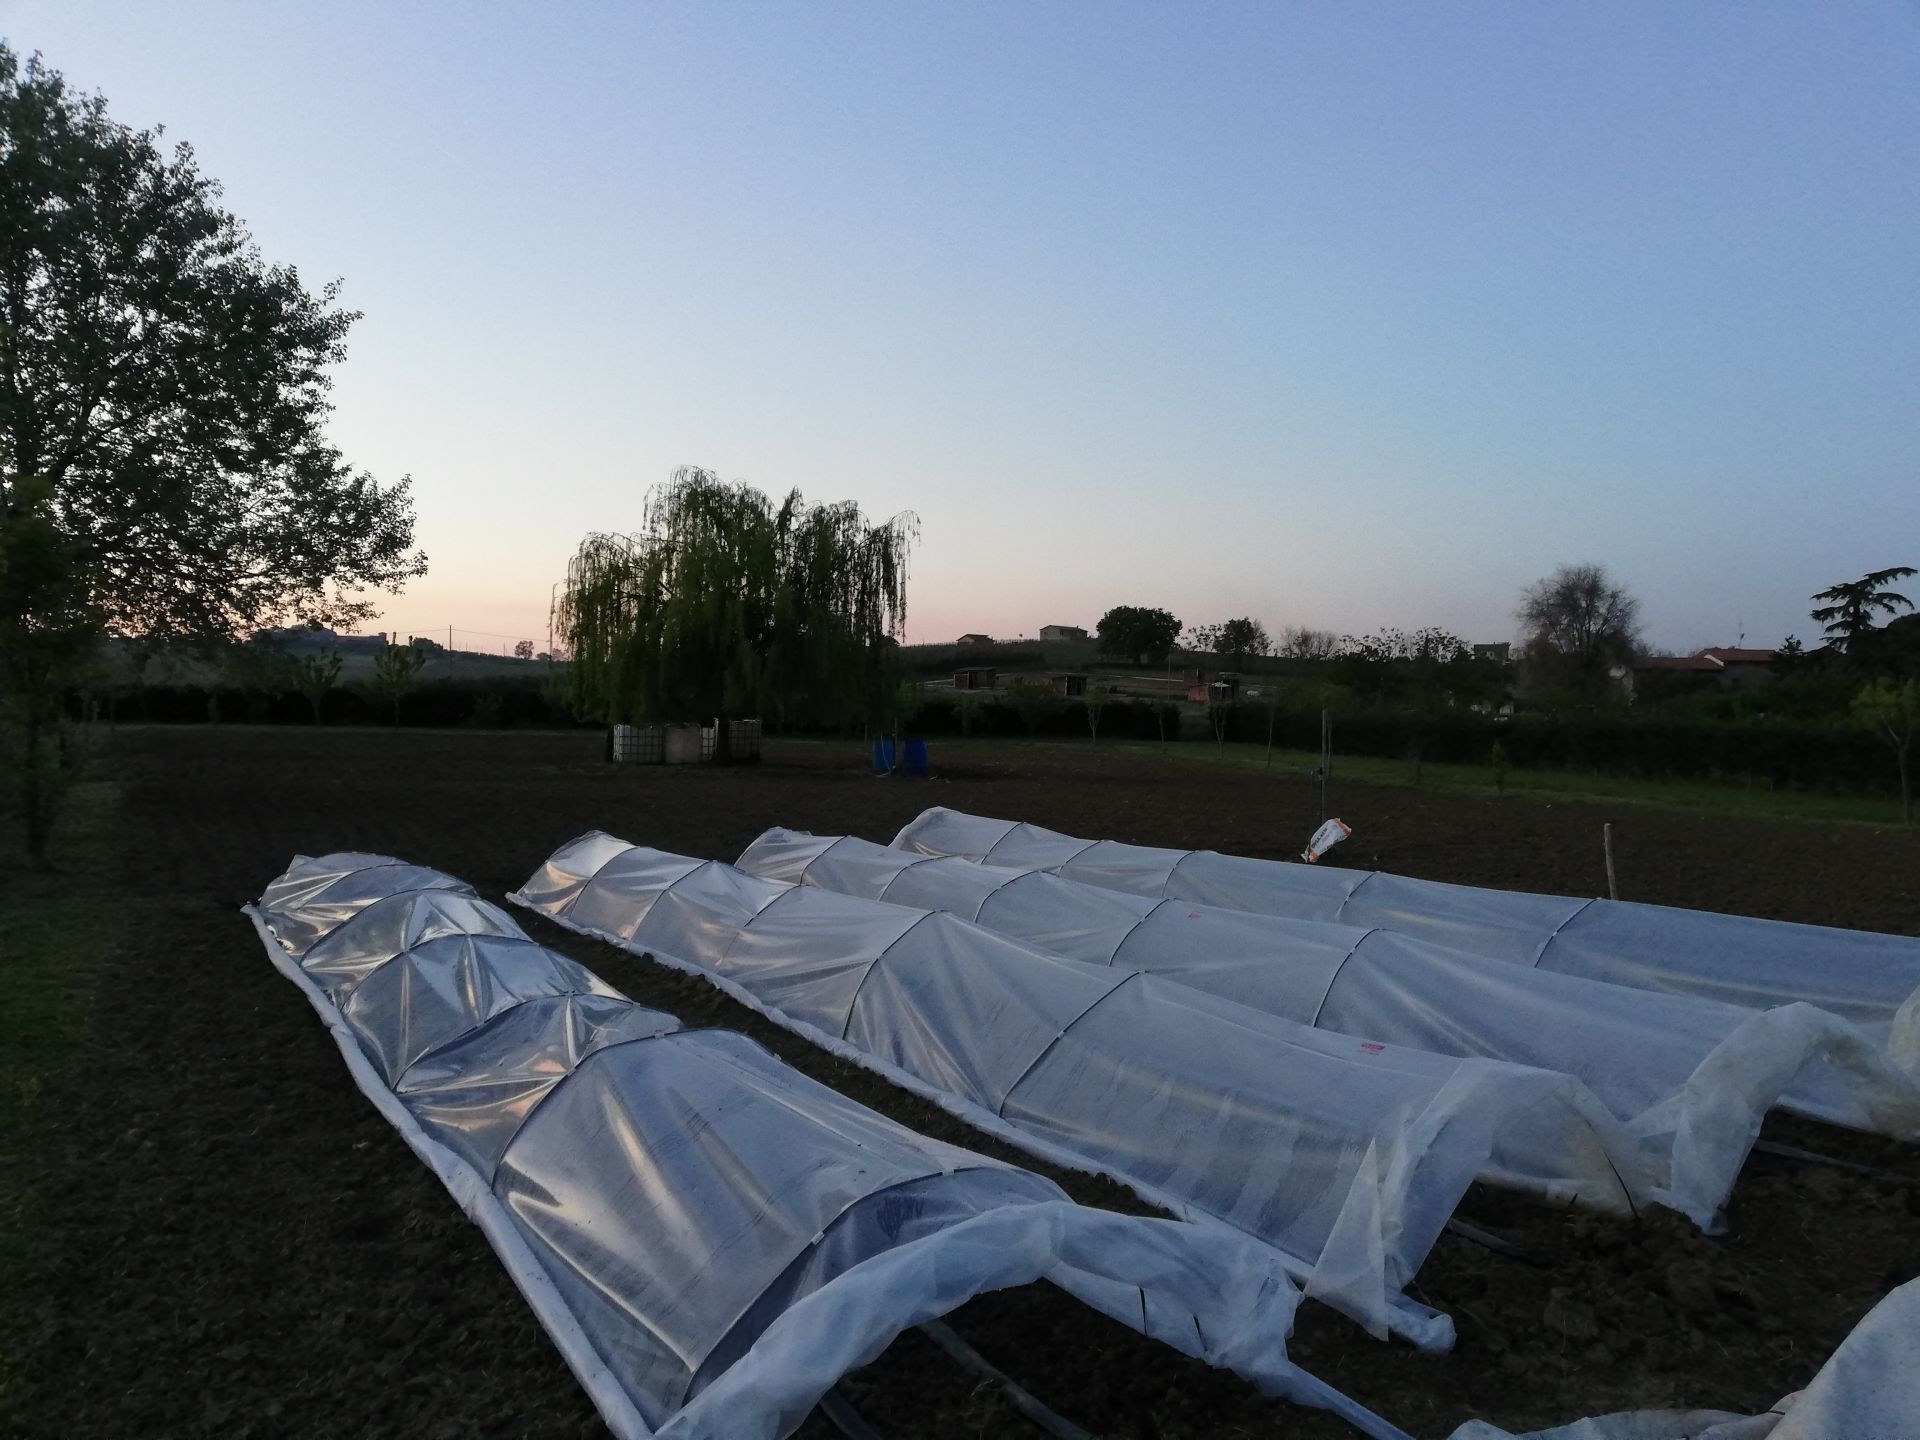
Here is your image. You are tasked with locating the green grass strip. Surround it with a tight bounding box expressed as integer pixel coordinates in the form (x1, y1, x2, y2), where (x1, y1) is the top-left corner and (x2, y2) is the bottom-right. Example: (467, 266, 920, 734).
(1094, 738, 1909, 826)
(0, 777, 121, 1410)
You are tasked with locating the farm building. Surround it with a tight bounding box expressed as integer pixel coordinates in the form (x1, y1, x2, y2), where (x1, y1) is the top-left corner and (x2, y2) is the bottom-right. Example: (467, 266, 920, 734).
(1051, 672, 1090, 697)
(1039, 624, 1089, 643)
(251, 625, 392, 656)
(952, 665, 997, 691)
(1624, 646, 1777, 700)
(955, 632, 993, 647)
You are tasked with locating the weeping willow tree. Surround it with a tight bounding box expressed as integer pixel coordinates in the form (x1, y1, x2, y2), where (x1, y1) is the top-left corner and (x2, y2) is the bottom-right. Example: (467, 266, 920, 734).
(557, 467, 915, 752)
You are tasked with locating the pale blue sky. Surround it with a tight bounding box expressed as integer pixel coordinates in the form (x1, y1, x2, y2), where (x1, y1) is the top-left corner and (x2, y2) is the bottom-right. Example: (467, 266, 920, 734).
(6, 1, 1917, 653)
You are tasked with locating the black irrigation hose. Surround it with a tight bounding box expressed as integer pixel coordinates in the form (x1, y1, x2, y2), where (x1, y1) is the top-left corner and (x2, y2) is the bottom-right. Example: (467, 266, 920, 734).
(818, 1386, 884, 1440)
(1753, 1138, 1917, 1185)
(1445, 1216, 1554, 1266)
(917, 1320, 1096, 1440)
(919, 1318, 1422, 1440)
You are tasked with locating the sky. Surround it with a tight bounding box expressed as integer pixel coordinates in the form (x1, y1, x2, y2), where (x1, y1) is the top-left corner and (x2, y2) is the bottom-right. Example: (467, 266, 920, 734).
(5, 1, 1917, 655)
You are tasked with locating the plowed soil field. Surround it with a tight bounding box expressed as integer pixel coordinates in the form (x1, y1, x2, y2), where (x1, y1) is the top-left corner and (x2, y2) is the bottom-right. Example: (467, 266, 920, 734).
(6, 727, 1918, 1439)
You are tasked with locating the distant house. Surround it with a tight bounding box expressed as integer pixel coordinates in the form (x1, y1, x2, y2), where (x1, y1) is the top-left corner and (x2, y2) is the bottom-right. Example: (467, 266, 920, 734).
(1624, 646, 1777, 699)
(956, 633, 993, 647)
(1696, 647, 1778, 681)
(1039, 625, 1089, 644)
(1472, 642, 1511, 664)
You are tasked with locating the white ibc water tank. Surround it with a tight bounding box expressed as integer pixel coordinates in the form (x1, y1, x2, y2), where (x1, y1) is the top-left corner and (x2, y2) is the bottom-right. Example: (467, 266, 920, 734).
(663, 724, 703, 765)
(612, 724, 665, 764)
(634, 725, 665, 763)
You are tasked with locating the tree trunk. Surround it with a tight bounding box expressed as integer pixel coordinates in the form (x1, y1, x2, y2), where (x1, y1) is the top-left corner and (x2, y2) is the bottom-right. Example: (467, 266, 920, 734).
(22, 711, 50, 865)
(17, 703, 61, 868)
(1900, 743, 1911, 826)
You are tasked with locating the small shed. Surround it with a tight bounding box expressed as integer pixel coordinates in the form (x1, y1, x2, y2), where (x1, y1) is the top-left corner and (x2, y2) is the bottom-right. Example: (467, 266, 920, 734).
(1185, 669, 1238, 703)
(1051, 673, 1090, 698)
(953, 667, 998, 692)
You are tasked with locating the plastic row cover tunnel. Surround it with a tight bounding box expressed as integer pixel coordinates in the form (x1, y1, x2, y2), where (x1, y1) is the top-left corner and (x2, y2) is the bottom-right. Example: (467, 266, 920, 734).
(892, 808, 1920, 1071)
(1445, 1274, 1920, 1440)
(737, 829, 1920, 1208)
(249, 853, 1347, 1440)
(514, 832, 1665, 1351)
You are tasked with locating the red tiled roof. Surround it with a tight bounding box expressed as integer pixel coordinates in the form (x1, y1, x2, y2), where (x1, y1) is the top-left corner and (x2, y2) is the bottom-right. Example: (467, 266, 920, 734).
(1635, 655, 1721, 672)
(1632, 647, 1777, 674)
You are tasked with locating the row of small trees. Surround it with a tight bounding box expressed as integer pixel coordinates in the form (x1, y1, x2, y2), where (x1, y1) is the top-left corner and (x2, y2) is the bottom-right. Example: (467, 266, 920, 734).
(1079, 564, 1917, 817)
(1091, 604, 1477, 675)
(1087, 566, 1634, 694)
(1093, 563, 1917, 699)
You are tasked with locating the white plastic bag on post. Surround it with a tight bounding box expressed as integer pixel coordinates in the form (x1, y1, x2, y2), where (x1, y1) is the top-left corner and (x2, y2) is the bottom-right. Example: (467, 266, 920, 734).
(1303, 819, 1351, 863)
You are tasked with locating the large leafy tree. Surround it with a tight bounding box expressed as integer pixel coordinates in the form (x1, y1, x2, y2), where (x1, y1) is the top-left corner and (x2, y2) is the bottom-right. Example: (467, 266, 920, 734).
(1873, 613, 1920, 679)
(1810, 567, 1915, 655)
(1094, 605, 1181, 667)
(1, 46, 422, 858)
(557, 467, 914, 750)
(0, 46, 423, 636)
(1517, 563, 1641, 704)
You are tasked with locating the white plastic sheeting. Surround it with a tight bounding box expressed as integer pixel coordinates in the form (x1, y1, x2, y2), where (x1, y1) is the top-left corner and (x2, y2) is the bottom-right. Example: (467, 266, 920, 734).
(738, 830, 1920, 1176)
(1447, 1275, 1920, 1440)
(253, 853, 1351, 1440)
(258, 851, 475, 957)
(893, 808, 1920, 1072)
(515, 833, 1673, 1351)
